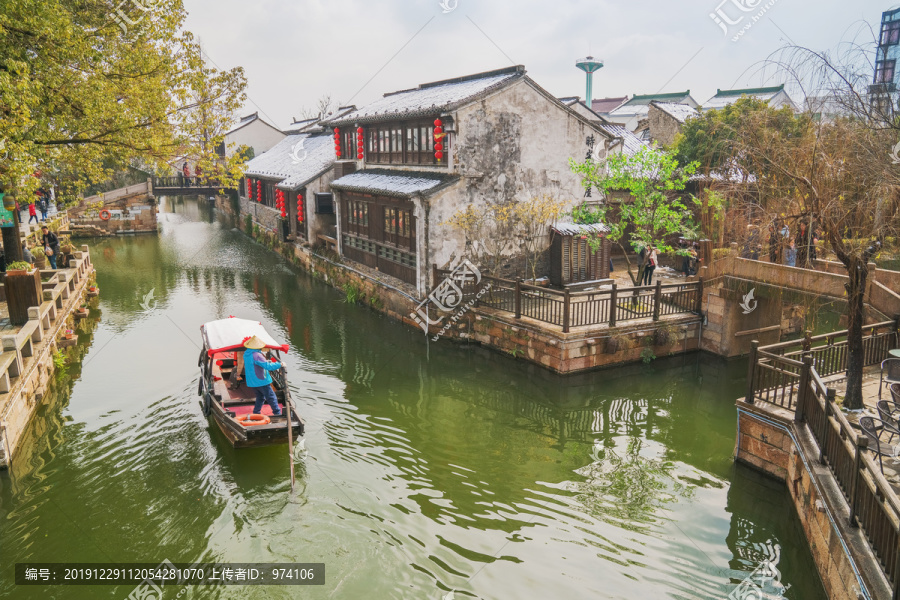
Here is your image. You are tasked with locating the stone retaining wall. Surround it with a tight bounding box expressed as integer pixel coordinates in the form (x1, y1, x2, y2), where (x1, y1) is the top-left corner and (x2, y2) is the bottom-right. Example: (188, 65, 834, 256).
(736, 403, 892, 600)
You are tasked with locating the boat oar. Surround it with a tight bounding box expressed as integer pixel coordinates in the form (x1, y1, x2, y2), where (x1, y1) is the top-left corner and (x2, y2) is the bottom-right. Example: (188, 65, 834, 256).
(284, 380, 296, 493)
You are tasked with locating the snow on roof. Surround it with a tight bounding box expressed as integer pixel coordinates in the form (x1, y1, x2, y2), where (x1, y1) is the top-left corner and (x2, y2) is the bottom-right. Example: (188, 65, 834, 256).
(702, 85, 786, 110)
(651, 101, 699, 123)
(244, 134, 334, 189)
(608, 92, 695, 119)
(598, 123, 648, 156)
(331, 169, 458, 198)
(552, 222, 610, 236)
(324, 66, 525, 126)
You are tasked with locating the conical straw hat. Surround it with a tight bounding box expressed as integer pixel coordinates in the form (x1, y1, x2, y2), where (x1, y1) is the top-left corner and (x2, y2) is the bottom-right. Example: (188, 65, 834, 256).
(243, 335, 266, 350)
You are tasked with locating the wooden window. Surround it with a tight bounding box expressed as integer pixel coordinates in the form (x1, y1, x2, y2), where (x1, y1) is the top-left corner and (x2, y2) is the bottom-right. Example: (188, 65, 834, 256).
(315, 193, 334, 215)
(362, 120, 448, 166)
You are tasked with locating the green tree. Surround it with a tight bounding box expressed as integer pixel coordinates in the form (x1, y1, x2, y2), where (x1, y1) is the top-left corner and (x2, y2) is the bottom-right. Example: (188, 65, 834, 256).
(570, 146, 699, 286)
(0, 0, 246, 209)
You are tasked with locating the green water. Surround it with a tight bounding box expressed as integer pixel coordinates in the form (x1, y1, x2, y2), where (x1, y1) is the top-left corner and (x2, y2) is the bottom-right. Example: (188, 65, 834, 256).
(0, 197, 827, 599)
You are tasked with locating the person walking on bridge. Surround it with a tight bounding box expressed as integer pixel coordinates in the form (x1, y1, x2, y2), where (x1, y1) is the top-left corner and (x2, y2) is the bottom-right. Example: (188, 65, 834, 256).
(27, 202, 38, 225)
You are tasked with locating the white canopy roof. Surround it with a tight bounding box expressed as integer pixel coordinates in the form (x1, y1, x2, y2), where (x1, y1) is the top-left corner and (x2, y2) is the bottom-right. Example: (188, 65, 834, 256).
(201, 317, 288, 356)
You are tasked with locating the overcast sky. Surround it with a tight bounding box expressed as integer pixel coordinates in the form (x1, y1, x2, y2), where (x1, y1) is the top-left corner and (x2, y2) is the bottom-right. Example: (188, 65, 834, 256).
(182, 0, 893, 128)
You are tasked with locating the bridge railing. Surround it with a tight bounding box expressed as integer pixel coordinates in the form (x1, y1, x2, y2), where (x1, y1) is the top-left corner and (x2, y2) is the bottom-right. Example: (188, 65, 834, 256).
(153, 176, 222, 189)
(745, 321, 900, 593)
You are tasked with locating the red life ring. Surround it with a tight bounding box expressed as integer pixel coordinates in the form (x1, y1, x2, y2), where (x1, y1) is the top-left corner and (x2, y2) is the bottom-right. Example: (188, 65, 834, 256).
(99, 209, 111, 221)
(237, 414, 270, 427)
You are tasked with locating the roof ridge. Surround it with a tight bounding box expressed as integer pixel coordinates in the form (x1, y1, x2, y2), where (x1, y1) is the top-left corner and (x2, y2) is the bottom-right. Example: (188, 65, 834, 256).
(629, 91, 691, 101)
(713, 84, 785, 96)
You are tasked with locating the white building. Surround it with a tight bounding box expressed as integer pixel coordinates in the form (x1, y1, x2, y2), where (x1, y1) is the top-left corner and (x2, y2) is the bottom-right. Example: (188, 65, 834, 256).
(701, 85, 797, 112)
(222, 112, 286, 159)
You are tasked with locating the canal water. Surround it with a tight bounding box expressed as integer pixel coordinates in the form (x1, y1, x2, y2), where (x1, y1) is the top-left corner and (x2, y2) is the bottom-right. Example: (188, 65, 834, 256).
(0, 196, 827, 599)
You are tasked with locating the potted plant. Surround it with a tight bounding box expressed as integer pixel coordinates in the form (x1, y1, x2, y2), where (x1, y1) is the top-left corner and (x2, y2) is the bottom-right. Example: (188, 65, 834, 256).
(6, 261, 32, 276)
(87, 284, 99, 297)
(75, 304, 89, 319)
(31, 245, 47, 269)
(5, 262, 42, 325)
(64, 329, 75, 340)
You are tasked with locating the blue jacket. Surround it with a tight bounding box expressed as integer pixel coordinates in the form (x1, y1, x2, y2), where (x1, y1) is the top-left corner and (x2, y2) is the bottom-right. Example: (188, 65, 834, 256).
(243, 349, 282, 388)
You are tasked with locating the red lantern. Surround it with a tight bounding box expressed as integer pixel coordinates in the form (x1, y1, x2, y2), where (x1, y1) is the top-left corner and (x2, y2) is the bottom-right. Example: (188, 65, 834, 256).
(434, 118, 442, 127)
(357, 152, 364, 160)
(334, 128, 340, 134)
(434, 143, 443, 151)
(434, 126, 443, 134)
(356, 126, 363, 134)
(296, 194, 304, 223)
(435, 151, 444, 160)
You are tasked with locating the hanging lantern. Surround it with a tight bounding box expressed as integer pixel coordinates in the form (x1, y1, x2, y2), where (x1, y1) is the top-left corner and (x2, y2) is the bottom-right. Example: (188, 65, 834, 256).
(434, 143, 443, 151)
(296, 194, 304, 223)
(256, 180, 262, 202)
(434, 118, 442, 127)
(435, 151, 444, 160)
(434, 126, 443, 135)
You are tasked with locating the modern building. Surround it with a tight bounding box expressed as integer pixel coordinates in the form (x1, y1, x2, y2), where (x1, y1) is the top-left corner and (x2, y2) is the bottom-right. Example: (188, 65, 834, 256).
(701, 85, 797, 112)
(605, 91, 698, 131)
(222, 112, 286, 159)
(871, 7, 900, 113)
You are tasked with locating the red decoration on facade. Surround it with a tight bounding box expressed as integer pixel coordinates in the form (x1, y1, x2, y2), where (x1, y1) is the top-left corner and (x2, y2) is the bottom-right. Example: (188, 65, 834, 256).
(296, 194, 304, 223)
(433, 118, 444, 162)
(256, 180, 262, 202)
(356, 126, 365, 161)
(246, 178, 252, 200)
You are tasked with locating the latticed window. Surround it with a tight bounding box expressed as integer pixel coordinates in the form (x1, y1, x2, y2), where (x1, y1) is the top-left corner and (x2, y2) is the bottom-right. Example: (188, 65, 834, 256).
(882, 20, 900, 46)
(364, 120, 446, 165)
(875, 59, 896, 84)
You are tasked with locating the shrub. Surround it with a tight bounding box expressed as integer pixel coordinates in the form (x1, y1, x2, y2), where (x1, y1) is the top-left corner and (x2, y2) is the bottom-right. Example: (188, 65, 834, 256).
(7, 261, 32, 271)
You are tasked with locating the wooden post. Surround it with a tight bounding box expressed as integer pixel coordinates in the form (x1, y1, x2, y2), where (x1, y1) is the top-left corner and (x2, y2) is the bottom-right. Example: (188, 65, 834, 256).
(563, 288, 571, 333)
(893, 535, 900, 600)
(803, 329, 812, 354)
(514, 278, 522, 319)
(432, 263, 439, 289)
(609, 283, 617, 328)
(746, 340, 759, 404)
(820, 388, 835, 464)
(652, 280, 662, 321)
(696, 277, 704, 313)
(849, 434, 868, 527)
(795, 356, 813, 421)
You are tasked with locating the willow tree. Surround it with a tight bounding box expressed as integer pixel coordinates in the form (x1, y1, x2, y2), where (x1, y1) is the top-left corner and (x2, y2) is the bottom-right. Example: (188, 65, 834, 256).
(729, 34, 900, 409)
(0, 0, 247, 211)
(570, 146, 699, 286)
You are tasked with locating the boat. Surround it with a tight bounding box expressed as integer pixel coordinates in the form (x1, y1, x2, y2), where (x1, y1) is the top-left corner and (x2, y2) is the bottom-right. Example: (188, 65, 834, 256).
(198, 317, 305, 448)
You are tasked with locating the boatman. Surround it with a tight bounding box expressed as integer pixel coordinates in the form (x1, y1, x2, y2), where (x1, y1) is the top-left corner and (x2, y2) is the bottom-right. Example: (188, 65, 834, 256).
(242, 335, 283, 417)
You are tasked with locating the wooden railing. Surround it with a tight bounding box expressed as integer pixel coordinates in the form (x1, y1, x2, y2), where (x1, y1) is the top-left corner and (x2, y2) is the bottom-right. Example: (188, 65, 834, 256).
(438, 270, 702, 332)
(746, 321, 900, 595)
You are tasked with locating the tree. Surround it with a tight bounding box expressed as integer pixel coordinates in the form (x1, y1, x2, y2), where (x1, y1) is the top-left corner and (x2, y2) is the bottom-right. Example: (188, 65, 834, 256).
(298, 94, 339, 121)
(515, 194, 567, 281)
(569, 146, 699, 285)
(0, 0, 247, 207)
(731, 105, 900, 409)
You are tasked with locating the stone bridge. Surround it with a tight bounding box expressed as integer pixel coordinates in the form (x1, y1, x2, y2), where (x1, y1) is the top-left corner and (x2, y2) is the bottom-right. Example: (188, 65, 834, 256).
(698, 255, 900, 357)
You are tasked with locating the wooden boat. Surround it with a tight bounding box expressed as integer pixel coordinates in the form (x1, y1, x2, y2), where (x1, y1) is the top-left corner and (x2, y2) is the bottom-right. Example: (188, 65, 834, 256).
(198, 317, 304, 448)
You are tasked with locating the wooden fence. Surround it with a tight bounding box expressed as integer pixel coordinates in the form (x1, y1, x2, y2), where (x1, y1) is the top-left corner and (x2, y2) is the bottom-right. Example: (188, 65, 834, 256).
(746, 321, 900, 597)
(435, 268, 702, 332)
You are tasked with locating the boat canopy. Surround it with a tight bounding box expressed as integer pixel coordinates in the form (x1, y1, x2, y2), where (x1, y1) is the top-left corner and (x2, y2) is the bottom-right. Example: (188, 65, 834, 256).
(201, 317, 289, 357)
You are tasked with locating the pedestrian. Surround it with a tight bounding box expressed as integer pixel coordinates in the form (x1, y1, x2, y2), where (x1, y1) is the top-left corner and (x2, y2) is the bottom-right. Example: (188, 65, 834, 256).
(22, 243, 33, 266)
(182, 161, 191, 187)
(41, 225, 60, 269)
(642, 246, 658, 285)
(27, 202, 38, 225)
(242, 335, 283, 416)
(39, 195, 48, 221)
(195, 164, 203, 184)
(768, 224, 779, 263)
(785, 240, 797, 268)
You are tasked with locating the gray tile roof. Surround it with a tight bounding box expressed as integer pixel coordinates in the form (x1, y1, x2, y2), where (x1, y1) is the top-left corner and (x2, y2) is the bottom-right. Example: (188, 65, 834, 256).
(597, 124, 648, 156)
(553, 223, 610, 236)
(324, 66, 525, 126)
(331, 169, 458, 199)
(244, 133, 335, 190)
(652, 101, 699, 123)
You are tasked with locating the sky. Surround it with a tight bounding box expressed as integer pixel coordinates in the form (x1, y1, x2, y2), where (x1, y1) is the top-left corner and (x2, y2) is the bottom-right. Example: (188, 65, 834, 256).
(181, 0, 895, 129)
